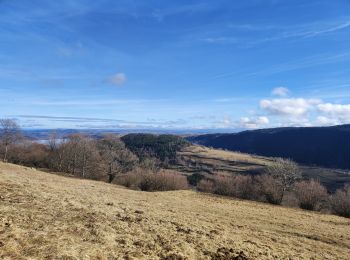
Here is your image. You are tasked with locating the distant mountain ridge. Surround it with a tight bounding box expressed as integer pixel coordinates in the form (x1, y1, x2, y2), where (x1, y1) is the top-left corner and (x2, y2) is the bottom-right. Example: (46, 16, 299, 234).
(188, 124, 350, 169)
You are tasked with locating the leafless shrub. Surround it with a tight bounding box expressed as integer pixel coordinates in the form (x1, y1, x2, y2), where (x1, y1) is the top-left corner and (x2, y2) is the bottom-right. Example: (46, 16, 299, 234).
(231, 175, 257, 200)
(198, 174, 258, 200)
(197, 179, 215, 193)
(139, 170, 189, 192)
(330, 185, 350, 218)
(115, 169, 188, 192)
(114, 167, 151, 188)
(114, 172, 141, 189)
(9, 141, 49, 168)
(255, 174, 284, 205)
(212, 175, 234, 196)
(294, 179, 328, 211)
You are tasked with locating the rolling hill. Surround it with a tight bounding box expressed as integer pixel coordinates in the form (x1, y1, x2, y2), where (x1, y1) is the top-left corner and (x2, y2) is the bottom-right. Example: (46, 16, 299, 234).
(171, 146, 350, 192)
(188, 124, 350, 169)
(1, 162, 350, 259)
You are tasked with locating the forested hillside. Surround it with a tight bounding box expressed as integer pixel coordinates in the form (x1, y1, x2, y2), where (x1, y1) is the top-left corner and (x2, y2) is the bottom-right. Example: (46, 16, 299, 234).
(188, 124, 350, 169)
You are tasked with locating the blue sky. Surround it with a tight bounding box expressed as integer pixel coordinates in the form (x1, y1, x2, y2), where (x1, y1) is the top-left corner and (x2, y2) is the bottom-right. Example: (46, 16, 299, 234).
(1, 0, 350, 130)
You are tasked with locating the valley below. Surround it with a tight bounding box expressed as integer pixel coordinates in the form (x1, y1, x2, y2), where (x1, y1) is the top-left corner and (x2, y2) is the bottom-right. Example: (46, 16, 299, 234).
(173, 146, 350, 192)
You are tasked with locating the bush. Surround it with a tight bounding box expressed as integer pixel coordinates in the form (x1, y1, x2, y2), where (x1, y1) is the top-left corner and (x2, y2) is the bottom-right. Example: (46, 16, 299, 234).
(8, 142, 49, 168)
(330, 185, 350, 218)
(294, 179, 327, 211)
(187, 173, 205, 186)
(212, 176, 234, 196)
(197, 174, 257, 200)
(114, 168, 148, 189)
(231, 175, 256, 200)
(197, 179, 215, 193)
(139, 170, 189, 191)
(256, 174, 284, 205)
(115, 169, 189, 192)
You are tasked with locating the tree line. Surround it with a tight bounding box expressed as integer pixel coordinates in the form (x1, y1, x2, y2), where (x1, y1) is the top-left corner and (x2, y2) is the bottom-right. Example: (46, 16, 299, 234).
(121, 133, 188, 163)
(0, 119, 187, 184)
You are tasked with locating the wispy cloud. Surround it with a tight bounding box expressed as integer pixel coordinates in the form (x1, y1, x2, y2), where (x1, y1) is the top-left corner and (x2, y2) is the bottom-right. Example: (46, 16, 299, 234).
(56, 42, 86, 57)
(202, 37, 238, 44)
(272, 87, 289, 97)
(30, 99, 159, 106)
(248, 52, 350, 76)
(210, 51, 350, 80)
(151, 2, 214, 21)
(255, 20, 350, 43)
(203, 19, 350, 46)
(15, 114, 190, 129)
(107, 73, 127, 86)
(16, 115, 125, 123)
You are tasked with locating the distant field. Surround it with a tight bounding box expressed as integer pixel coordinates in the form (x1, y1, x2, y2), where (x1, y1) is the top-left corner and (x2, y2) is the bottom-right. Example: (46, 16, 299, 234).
(173, 145, 350, 191)
(172, 145, 270, 175)
(1, 163, 349, 259)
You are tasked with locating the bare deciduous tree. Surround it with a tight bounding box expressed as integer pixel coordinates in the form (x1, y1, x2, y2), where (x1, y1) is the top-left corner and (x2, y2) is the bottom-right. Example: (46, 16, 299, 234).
(0, 119, 21, 162)
(99, 134, 138, 183)
(63, 134, 102, 179)
(48, 131, 67, 171)
(258, 158, 301, 204)
(265, 158, 301, 192)
(78, 137, 102, 179)
(48, 134, 103, 179)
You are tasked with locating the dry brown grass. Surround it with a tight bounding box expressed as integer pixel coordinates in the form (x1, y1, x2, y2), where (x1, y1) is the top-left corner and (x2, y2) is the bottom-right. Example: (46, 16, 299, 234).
(180, 146, 270, 166)
(175, 146, 271, 176)
(1, 162, 350, 259)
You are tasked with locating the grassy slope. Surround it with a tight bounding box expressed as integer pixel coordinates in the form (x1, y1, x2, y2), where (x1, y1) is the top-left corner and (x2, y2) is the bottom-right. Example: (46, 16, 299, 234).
(174, 145, 350, 191)
(1, 164, 349, 259)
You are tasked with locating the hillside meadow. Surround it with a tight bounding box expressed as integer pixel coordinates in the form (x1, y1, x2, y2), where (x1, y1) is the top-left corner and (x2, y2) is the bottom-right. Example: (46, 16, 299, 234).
(174, 145, 350, 191)
(1, 162, 350, 259)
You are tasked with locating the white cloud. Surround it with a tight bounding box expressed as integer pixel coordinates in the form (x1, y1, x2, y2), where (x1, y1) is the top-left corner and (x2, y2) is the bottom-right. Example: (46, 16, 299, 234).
(271, 87, 289, 97)
(239, 116, 269, 129)
(108, 73, 127, 86)
(56, 42, 85, 57)
(203, 37, 238, 44)
(216, 116, 233, 128)
(317, 103, 350, 123)
(260, 98, 320, 117)
(222, 117, 232, 125)
(316, 116, 339, 126)
(317, 103, 350, 114)
(216, 115, 269, 129)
